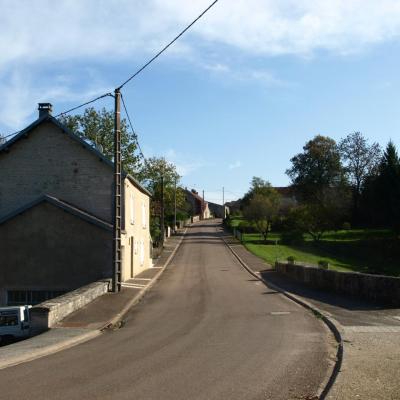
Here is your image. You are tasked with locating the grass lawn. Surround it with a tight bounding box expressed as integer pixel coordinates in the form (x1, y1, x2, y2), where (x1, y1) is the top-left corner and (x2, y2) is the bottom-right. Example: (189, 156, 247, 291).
(238, 229, 400, 277)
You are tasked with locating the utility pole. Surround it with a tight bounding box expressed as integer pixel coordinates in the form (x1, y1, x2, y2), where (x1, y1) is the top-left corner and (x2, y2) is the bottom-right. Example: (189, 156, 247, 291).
(174, 175, 177, 233)
(160, 174, 165, 246)
(202, 190, 205, 220)
(222, 186, 225, 218)
(112, 88, 122, 292)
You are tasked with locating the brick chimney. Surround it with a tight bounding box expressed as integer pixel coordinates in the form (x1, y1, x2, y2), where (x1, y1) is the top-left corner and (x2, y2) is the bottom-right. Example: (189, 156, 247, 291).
(38, 103, 53, 118)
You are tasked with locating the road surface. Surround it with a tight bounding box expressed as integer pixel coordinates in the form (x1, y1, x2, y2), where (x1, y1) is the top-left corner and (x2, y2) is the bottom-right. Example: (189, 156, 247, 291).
(0, 221, 332, 399)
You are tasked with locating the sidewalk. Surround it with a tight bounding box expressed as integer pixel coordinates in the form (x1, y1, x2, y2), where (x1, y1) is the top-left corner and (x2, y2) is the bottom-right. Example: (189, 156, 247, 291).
(222, 231, 400, 400)
(0, 230, 186, 370)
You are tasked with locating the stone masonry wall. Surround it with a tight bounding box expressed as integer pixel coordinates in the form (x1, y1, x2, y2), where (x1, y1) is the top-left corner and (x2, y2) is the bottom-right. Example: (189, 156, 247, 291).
(275, 262, 400, 306)
(0, 121, 114, 222)
(0, 201, 112, 297)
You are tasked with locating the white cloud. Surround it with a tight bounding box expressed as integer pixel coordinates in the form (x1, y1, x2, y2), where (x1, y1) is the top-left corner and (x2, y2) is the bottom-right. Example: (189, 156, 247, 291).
(163, 148, 208, 177)
(228, 161, 242, 170)
(2, 1, 400, 67)
(2, 1, 400, 128)
(0, 66, 112, 129)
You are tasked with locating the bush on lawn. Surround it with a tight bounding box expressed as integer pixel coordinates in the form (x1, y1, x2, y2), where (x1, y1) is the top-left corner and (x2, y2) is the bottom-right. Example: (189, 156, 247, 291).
(287, 256, 296, 264)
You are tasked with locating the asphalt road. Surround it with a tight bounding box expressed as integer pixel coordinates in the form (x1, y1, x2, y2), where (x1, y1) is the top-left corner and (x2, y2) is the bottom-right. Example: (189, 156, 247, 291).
(0, 221, 332, 400)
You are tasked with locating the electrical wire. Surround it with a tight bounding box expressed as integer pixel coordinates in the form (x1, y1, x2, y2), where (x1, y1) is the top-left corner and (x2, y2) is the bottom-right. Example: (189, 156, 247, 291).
(1, 130, 21, 140)
(55, 92, 114, 117)
(1, 92, 114, 143)
(120, 93, 147, 165)
(117, 0, 219, 90)
(1, 1, 218, 141)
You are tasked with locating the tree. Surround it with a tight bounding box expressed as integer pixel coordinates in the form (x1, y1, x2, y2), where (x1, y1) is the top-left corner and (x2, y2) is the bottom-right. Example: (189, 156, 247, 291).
(339, 132, 381, 223)
(375, 141, 400, 231)
(137, 157, 188, 238)
(243, 191, 280, 242)
(241, 176, 276, 209)
(288, 204, 335, 242)
(59, 107, 140, 175)
(286, 135, 346, 204)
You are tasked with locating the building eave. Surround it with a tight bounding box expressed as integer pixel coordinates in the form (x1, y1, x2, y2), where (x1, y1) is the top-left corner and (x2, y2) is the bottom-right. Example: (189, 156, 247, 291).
(0, 194, 113, 231)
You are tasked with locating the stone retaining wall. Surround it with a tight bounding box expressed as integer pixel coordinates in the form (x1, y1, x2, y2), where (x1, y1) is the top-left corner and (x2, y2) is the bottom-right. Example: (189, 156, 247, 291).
(30, 280, 111, 333)
(275, 262, 400, 306)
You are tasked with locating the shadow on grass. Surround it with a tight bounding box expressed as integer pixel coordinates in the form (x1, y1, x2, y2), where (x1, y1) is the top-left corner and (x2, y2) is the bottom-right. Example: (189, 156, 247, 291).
(245, 237, 400, 277)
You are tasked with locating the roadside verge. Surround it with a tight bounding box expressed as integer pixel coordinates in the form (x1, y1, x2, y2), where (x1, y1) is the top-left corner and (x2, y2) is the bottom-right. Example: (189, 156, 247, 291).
(220, 232, 343, 400)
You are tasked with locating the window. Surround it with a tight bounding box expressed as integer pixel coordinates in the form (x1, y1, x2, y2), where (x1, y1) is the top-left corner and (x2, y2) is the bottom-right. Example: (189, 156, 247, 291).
(130, 194, 135, 225)
(140, 240, 145, 266)
(0, 314, 18, 327)
(142, 201, 146, 229)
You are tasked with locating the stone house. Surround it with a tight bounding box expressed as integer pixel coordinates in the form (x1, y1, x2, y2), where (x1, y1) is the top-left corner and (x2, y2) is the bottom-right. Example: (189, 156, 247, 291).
(0, 103, 152, 306)
(207, 201, 229, 219)
(185, 189, 211, 220)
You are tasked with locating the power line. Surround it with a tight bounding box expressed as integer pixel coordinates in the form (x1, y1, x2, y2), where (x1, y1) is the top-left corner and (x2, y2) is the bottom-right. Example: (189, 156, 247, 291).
(117, 0, 219, 90)
(55, 92, 114, 118)
(1, 1, 218, 141)
(120, 93, 147, 164)
(1, 130, 21, 140)
(1, 92, 114, 143)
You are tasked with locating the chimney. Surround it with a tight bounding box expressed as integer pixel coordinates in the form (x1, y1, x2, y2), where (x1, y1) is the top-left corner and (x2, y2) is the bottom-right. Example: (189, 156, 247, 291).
(38, 103, 53, 118)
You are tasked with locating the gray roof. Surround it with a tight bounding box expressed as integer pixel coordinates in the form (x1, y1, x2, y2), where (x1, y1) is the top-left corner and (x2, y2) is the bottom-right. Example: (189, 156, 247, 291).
(0, 114, 151, 197)
(0, 194, 113, 231)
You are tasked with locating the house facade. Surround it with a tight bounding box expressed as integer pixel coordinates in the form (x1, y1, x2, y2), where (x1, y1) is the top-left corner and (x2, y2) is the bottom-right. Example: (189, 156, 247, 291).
(0, 103, 151, 306)
(208, 201, 229, 219)
(185, 189, 211, 220)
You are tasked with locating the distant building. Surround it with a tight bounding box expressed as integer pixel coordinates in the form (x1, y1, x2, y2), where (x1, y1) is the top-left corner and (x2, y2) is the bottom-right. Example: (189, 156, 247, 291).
(185, 189, 211, 220)
(225, 199, 241, 214)
(208, 201, 229, 218)
(0, 103, 152, 306)
(273, 186, 298, 211)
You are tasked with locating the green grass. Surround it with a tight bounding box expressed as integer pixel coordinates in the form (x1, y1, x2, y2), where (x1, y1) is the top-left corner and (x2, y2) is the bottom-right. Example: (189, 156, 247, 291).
(238, 229, 400, 277)
(229, 216, 245, 228)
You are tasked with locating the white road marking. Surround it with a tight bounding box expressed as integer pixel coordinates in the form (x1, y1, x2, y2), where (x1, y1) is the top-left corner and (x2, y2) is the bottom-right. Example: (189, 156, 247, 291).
(344, 325, 400, 333)
(121, 283, 146, 288)
(270, 312, 291, 316)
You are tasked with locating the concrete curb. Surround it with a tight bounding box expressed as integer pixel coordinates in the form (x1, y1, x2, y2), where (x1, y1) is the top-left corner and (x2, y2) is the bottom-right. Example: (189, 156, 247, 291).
(102, 228, 188, 330)
(221, 234, 343, 400)
(0, 329, 101, 370)
(0, 228, 188, 370)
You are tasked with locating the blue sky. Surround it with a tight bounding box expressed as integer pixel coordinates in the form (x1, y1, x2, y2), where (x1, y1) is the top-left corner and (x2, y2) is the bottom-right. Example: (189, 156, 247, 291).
(1, 0, 400, 204)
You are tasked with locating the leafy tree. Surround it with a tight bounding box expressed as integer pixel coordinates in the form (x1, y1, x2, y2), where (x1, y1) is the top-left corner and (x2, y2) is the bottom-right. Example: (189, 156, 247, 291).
(241, 176, 276, 209)
(288, 204, 335, 242)
(339, 132, 381, 223)
(59, 107, 140, 175)
(286, 135, 346, 204)
(243, 190, 280, 242)
(137, 157, 188, 237)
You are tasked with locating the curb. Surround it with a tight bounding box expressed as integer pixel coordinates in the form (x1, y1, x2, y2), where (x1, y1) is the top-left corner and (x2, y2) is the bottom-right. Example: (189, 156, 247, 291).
(0, 329, 101, 371)
(221, 234, 343, 400)
(101, 227, 188, 330)
(0, 228, 188, 370)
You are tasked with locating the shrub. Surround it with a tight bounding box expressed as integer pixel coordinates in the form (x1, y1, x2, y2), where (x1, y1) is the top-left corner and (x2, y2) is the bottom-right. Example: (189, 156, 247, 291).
(280, 230, 304, 245)
(342, 222, 351, 230)
(318, 260, 329, 269)
(287, 256, 296, 264)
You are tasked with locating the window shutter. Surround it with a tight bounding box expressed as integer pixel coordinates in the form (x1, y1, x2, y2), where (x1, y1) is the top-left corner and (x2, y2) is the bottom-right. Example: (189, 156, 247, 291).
(130, 194, 135, 225)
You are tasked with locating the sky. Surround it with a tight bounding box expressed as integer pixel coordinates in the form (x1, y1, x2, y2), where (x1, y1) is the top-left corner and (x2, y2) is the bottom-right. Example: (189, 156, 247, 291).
(1, 0, 400, 204)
